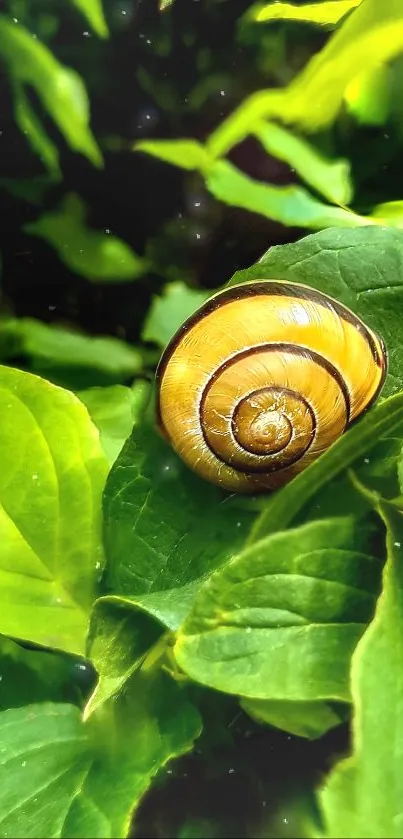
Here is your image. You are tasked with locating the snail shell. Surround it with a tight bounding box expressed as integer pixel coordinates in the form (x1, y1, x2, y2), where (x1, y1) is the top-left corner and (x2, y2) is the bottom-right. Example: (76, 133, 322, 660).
(156, 280, 387, 493)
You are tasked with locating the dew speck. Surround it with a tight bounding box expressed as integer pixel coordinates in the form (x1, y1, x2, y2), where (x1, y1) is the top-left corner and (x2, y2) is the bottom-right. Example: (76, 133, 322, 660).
(32, 473, 38, 481)
(364, 457, 370, 464)
(228, 767, 235, 774)
(83, 31, 91, 38)
(246, 627, 252, 633)
(394, 541, 401, 548)
(21, 761, 27, 768)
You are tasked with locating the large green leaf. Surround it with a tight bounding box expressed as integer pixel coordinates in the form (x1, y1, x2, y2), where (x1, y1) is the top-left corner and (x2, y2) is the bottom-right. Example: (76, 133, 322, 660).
(174, 517, 381, 704)
(250, 0, 362, 26)
(0, 672, 201, 839)
(228, 226, 403, 397)
(103, 422, 255, 595)
(24, 195, 146, 283)
(0, 16, 101, 167)
(70, 0, 109, 38)
(318, 502, 403, 838)
(0, 366, 108, 655)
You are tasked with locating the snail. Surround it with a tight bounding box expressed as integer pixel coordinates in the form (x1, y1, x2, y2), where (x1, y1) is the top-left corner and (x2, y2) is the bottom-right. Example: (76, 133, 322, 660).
(155, 280, 387, 493)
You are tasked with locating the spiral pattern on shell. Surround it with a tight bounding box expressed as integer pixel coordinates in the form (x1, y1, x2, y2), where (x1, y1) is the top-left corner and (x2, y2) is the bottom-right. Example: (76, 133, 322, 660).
(156, 281, 387, 493)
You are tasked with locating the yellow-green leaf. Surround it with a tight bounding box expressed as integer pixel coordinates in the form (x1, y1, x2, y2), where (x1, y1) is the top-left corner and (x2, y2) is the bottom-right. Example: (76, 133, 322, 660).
(0, 16, 102, 167)
(253, 120, 352, 204)
(252, 0, 362, 26)
(0, 366, 108, 655)
(135, 139, 211, 172)
(207, 159, 367, 230)
(70, 0, 109, 38)
(318, 502, 403, 837)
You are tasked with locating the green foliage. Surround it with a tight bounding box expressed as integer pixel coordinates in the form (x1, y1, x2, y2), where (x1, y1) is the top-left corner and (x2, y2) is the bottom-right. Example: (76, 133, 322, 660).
(318, 502, 403, 838)
(142, 282, 210, 348)
(252, 121, 353, 204)
(0, 673, 201, 839)
(70, 0, 109, 38)
(137, 0, 403, 232)
(3, 0, 403, 834)
(0, 16, 102, 171)
(175, 517, 380, 701)
(249, 1, 362, 26)
(1, 225, 403, 836)
(0, 317, 145, 389)
(78, 383, 151, 465)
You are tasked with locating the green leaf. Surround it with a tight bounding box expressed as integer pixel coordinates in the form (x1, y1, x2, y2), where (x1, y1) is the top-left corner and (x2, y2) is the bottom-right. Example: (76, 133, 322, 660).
(287, 0, 403, 132)
(228, 227, 403, 397)
(0, 365, 108, 655)
(318, 502, 403, 838)
(135, 139, 211, 172)
(175, 517, 381, 704)
(248, 392, 403, 544)
(0, 672, 201, 839)
(368, 199, 403, 226)
(69, 0, 109, 38)
(141, 282, 211, 348)
(78, 382, 150, 465)
(1, 317, 144, 389)
(24, 194, 146, 282)
(0, 636, 91, 711)
(251, 0, 362, 26)
(242, 698, 348, 740)
(253, 121, 353, 204)
(207, 160, 368, 230)
(159, 0, 174, 9)
(207, 0, 403, 156)
(13, 82, 61, 177)
(0, 16, 102, 167)
(103, 422, 255, 595)
(344, 64, 392, 126)
(84, 581, 200, 715)
(84, 599, 162, 717)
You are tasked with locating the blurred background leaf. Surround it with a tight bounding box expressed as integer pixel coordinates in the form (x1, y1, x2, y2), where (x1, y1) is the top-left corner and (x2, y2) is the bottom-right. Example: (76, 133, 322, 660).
(24, 194, 147, 282)
(70, 0, 109, 38)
